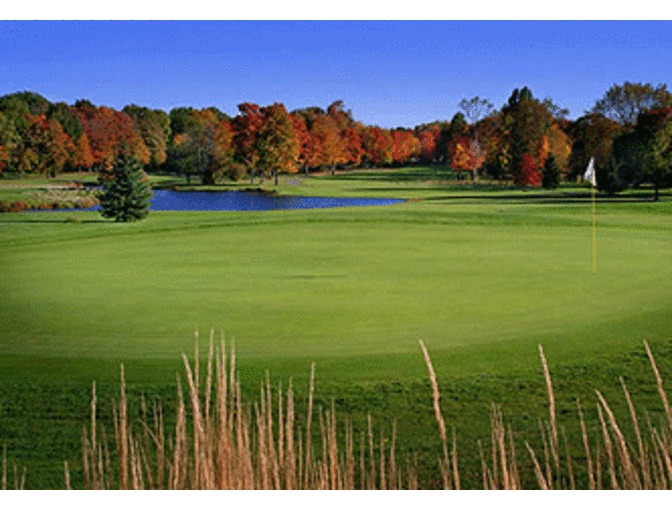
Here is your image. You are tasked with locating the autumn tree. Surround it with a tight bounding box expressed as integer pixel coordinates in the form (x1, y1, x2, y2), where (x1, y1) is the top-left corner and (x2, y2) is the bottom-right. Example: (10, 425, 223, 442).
(0, 112, 20, 175)
(257, 103, 299, 185)
(167, 108, 234, 185)
(123, 105, 171, 172)
(567, 113, 623, 180)
(360, 126, 393, 167)
(232, 103, 264, 183)
(341, 126, 364, 168)
(436, 113, 468, 165)
(70, 131, 95, 171)
(310, 114, 345, 174)
(416, 128, 440, 163)
(498, 87, 562, 183)
(75, 103, 150, 174)
(513, 152, 542, 187)
(25, 115, 74, 177)
(589, 82, 672, 127)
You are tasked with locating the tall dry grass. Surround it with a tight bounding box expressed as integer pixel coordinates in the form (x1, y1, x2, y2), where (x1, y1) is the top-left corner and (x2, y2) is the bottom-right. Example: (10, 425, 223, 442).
(4, 332, 672, 489)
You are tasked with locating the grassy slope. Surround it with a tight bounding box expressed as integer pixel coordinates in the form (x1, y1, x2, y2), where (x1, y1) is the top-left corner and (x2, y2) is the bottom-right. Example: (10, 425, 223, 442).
(1, 168, 671, 488)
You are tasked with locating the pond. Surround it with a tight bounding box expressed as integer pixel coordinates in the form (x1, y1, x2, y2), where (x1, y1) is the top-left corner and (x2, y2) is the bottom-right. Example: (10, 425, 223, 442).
(39, 190, 405, 212)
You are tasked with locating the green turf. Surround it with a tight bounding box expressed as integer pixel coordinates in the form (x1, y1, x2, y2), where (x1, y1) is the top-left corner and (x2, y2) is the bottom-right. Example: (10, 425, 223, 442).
(1, 168, 671, 488)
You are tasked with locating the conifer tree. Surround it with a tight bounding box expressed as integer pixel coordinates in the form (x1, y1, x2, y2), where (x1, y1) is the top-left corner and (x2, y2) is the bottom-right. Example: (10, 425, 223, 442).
(99, 153, 152, 222)
(542, 154, 560, 189)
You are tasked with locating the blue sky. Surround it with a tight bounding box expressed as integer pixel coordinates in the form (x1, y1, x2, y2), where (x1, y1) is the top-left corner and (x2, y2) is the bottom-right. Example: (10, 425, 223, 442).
(1, 20, 671, 129)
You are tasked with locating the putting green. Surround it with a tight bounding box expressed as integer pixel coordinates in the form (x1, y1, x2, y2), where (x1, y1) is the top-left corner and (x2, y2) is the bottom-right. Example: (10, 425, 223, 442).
(1, 198, 670, 384)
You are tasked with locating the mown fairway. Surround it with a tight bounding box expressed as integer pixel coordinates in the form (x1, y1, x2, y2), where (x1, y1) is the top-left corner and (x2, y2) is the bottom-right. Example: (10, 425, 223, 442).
(1, 169, 671, 488)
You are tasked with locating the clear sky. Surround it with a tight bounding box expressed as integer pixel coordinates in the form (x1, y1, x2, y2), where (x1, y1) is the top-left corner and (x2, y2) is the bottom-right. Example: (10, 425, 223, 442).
(1, 19, 671, 129)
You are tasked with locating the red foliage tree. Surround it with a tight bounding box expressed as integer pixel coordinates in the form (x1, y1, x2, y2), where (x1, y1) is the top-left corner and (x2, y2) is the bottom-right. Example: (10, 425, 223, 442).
(360, 126, 394, 167)
(416, 128, 440, 162)
(75, 105, 149, 174)
(341, 126, 363, 167)
(512, 152, 542, 186)
(232, 103, 264, 182)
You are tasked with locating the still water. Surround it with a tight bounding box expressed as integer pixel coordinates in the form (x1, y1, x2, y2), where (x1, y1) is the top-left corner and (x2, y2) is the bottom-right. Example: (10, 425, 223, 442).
(45, 190, 405, 212)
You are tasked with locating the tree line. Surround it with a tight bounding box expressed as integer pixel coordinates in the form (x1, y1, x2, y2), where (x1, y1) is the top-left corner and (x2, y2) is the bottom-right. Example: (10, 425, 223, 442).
(0, 82, 670, 196)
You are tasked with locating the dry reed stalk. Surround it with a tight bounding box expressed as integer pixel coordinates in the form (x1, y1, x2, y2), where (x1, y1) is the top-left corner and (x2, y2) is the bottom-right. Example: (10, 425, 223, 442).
(379, 433, 386, 490)
(119, 364, 128, 490)
(64, 461, 71, 490)
(368, 414, 375, 489)
(525, 441, 549, 489)
(644, 341, 672, 434)
(576, 399, 595, 490)
(328, 402, 340, 490)
(596, 389, 640, 488)
(407, 455, 418, 490)
(492, 404, 510, 489)
(359, 431, 365, 490)
(277, 380, 284, 486)
(285, 380, 296, 489)
(560, 426, 575, 490)
(304, 362, 315, 488)
(538, 419, 552, 489)
(651, 428, 672, 486)
(538, 345, 560, 481)
(390, 421, 398, 490)
(418, 339, 451, 489)
(507, 424, 520, 490)
(477, 440, 492, 489)
(345, 418, 355, 490)
(596, 402, 618, 489)
(620, 377, 650, 488)
(452, 426, 460, 490)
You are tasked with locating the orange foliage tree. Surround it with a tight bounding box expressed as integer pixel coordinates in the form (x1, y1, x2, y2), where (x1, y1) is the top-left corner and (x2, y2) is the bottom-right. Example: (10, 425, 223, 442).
(70, 132, 95, 171)
(257, 103, 299, 184)
(360, 126, 393, 167)
(75, 104, 150, 175)
(416, 128, 440, 163)
(232, 103, 264, 183)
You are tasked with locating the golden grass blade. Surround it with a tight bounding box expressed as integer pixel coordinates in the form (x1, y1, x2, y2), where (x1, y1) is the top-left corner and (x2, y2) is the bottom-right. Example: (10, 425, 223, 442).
(418, 339, 451, 488)
(304, 362, 315, 488)
(561, 425, 575, 490)
(596, 402, 618, 489)
(595, 389, 640, 488)
(64, 461, 71, 490)
(525, 441, 549, 490)
(576, 399, 595, 490)
(119, 364, 128, 490)
(538, 345, 560, 476)
(644, 341, 672, 434)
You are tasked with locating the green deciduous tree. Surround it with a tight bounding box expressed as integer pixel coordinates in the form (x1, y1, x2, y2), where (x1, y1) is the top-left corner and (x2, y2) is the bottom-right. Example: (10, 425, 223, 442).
(99, 154, 152, 222)
(589, 82, 672, 127)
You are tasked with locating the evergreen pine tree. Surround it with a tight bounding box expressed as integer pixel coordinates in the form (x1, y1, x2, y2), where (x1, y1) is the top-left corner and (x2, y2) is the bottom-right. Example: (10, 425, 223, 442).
(542, 154, 560, 189)
(99, 153, 152, 222)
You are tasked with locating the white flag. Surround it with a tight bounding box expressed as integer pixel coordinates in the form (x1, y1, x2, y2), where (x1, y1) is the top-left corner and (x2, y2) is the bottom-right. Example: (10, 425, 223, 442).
(583, 157, 596, 187)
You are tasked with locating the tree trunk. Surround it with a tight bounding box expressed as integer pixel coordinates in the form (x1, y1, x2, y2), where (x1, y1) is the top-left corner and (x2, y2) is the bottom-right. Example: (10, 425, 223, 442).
(653, 168, 661, 202)
(331, 165, 335, 176)
(274, 171, 278, 186)
(250, 170, 254, 185)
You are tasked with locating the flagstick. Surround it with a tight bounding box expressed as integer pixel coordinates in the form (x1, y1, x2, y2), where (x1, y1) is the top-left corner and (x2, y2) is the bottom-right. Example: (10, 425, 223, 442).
(591, 185, 596, 275)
